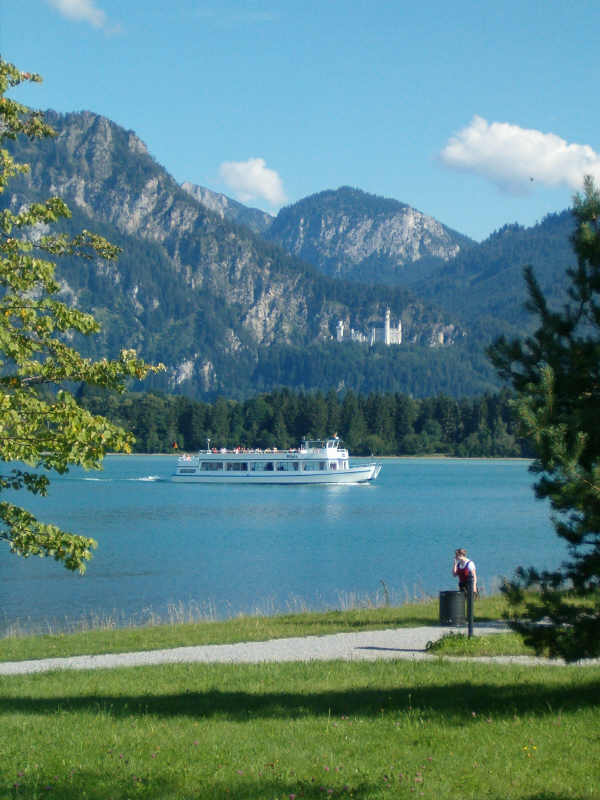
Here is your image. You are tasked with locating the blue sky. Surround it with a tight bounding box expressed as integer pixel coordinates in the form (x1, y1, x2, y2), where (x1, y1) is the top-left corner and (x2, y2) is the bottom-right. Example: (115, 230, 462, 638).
(2, 0, 599, 241)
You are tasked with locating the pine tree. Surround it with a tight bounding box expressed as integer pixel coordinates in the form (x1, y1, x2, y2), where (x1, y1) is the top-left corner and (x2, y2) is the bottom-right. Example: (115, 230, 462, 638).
(488, 176, 600, 661)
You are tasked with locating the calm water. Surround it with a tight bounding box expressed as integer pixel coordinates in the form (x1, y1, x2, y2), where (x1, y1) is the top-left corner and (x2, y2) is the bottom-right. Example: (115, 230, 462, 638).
(0, 456, 565, 633)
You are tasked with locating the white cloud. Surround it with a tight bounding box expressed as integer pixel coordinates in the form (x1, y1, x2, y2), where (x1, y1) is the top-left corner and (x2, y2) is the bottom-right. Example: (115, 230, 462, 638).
(219, 157, 287, 207)
(440, 116, 600, 194)
(47, 0, 108, 29)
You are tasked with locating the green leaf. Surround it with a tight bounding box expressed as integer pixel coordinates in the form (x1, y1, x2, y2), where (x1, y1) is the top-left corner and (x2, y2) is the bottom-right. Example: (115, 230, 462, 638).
(0, 56, 164, 573)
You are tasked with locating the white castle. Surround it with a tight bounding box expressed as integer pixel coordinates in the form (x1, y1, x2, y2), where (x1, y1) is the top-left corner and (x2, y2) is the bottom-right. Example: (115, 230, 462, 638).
(336, 308, 402, 346)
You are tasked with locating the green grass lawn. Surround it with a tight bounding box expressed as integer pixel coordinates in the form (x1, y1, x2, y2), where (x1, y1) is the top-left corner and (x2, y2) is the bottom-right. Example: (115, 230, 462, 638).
(2, 657, 599, 799)
(1, 597, 598, 798)
(426, 632, 537, 658)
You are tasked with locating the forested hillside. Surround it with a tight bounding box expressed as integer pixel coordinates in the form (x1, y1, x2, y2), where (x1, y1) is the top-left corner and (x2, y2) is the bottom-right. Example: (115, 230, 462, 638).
(415, 211, 576, 339)
(78, 387, 529, 458)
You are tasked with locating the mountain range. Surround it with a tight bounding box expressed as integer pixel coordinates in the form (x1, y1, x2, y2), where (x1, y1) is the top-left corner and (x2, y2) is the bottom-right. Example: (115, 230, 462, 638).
(2, 110, 577, 399)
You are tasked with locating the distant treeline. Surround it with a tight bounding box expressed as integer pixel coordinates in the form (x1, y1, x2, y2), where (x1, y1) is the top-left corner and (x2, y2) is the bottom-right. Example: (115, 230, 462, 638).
(77, 387, 532, 458)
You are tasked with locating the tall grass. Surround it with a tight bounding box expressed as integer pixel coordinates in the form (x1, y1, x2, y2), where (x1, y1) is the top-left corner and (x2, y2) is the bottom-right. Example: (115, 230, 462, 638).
(1, 582, 445, 641)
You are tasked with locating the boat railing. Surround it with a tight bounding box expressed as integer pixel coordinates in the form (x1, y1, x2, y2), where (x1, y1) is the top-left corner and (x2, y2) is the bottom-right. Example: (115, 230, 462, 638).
(179, 447, 302, 459)
(177, 438, 350, 460)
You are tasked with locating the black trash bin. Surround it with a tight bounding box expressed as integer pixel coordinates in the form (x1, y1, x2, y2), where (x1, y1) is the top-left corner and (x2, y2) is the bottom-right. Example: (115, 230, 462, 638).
(439, 590, 466, 625)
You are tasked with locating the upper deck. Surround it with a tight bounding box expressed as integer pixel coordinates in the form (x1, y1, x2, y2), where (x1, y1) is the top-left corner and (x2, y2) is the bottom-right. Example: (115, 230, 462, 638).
(298, 437, 348, 457)
(180, 437, 348, 461)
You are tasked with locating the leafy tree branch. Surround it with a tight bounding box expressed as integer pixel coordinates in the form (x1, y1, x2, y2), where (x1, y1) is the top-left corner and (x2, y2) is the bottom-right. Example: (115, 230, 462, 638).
(0, 58, 163, 573)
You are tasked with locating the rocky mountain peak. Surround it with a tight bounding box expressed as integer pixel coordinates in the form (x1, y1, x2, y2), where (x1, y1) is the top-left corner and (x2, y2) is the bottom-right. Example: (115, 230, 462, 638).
(181, 182, 273, 234)
(267, 186, 474, 285)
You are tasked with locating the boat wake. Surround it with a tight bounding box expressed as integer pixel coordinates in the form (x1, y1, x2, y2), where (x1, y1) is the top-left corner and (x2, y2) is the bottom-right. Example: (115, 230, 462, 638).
(80, 475, 163, 483)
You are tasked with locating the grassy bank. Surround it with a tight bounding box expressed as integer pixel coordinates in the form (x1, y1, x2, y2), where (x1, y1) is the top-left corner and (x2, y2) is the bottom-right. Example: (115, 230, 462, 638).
(2, 657, 599, 799)
(0, 596, 514, 663)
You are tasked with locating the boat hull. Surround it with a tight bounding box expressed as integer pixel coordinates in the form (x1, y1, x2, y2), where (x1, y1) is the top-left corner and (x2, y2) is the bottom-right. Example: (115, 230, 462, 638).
(172, 464, 381, 484)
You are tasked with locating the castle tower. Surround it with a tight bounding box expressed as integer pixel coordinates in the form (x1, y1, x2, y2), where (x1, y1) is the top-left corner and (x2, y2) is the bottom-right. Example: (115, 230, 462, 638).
(384, 308, 391, 346)
(336, 320, 345, 342)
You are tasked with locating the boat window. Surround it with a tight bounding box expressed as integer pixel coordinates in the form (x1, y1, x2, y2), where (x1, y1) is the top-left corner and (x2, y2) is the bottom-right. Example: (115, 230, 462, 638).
(320, 462, 326, 470)
(264, 462, 274, 471)
(226, 462, 248, 471)
(276, 462, 294, 471)
(200, 462, 223, 471)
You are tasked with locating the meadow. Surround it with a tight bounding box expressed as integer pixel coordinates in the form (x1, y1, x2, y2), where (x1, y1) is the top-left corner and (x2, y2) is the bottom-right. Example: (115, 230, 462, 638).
(1, 598, 599, 799)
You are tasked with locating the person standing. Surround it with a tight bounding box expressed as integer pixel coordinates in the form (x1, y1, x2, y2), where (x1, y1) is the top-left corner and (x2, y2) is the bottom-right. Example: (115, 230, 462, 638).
(453, 548, 477, 595)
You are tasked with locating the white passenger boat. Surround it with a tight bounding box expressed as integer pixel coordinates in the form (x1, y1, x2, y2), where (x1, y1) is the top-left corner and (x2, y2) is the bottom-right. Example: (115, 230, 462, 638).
(172, 436, 381, 484)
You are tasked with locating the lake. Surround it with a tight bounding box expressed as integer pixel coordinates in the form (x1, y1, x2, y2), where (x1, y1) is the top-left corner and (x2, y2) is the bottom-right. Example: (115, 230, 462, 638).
(0, 456, 565, 634)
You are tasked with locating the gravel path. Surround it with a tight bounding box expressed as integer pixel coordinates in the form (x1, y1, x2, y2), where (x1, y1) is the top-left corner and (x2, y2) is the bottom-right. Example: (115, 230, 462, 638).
(2, 624, 597, 675)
